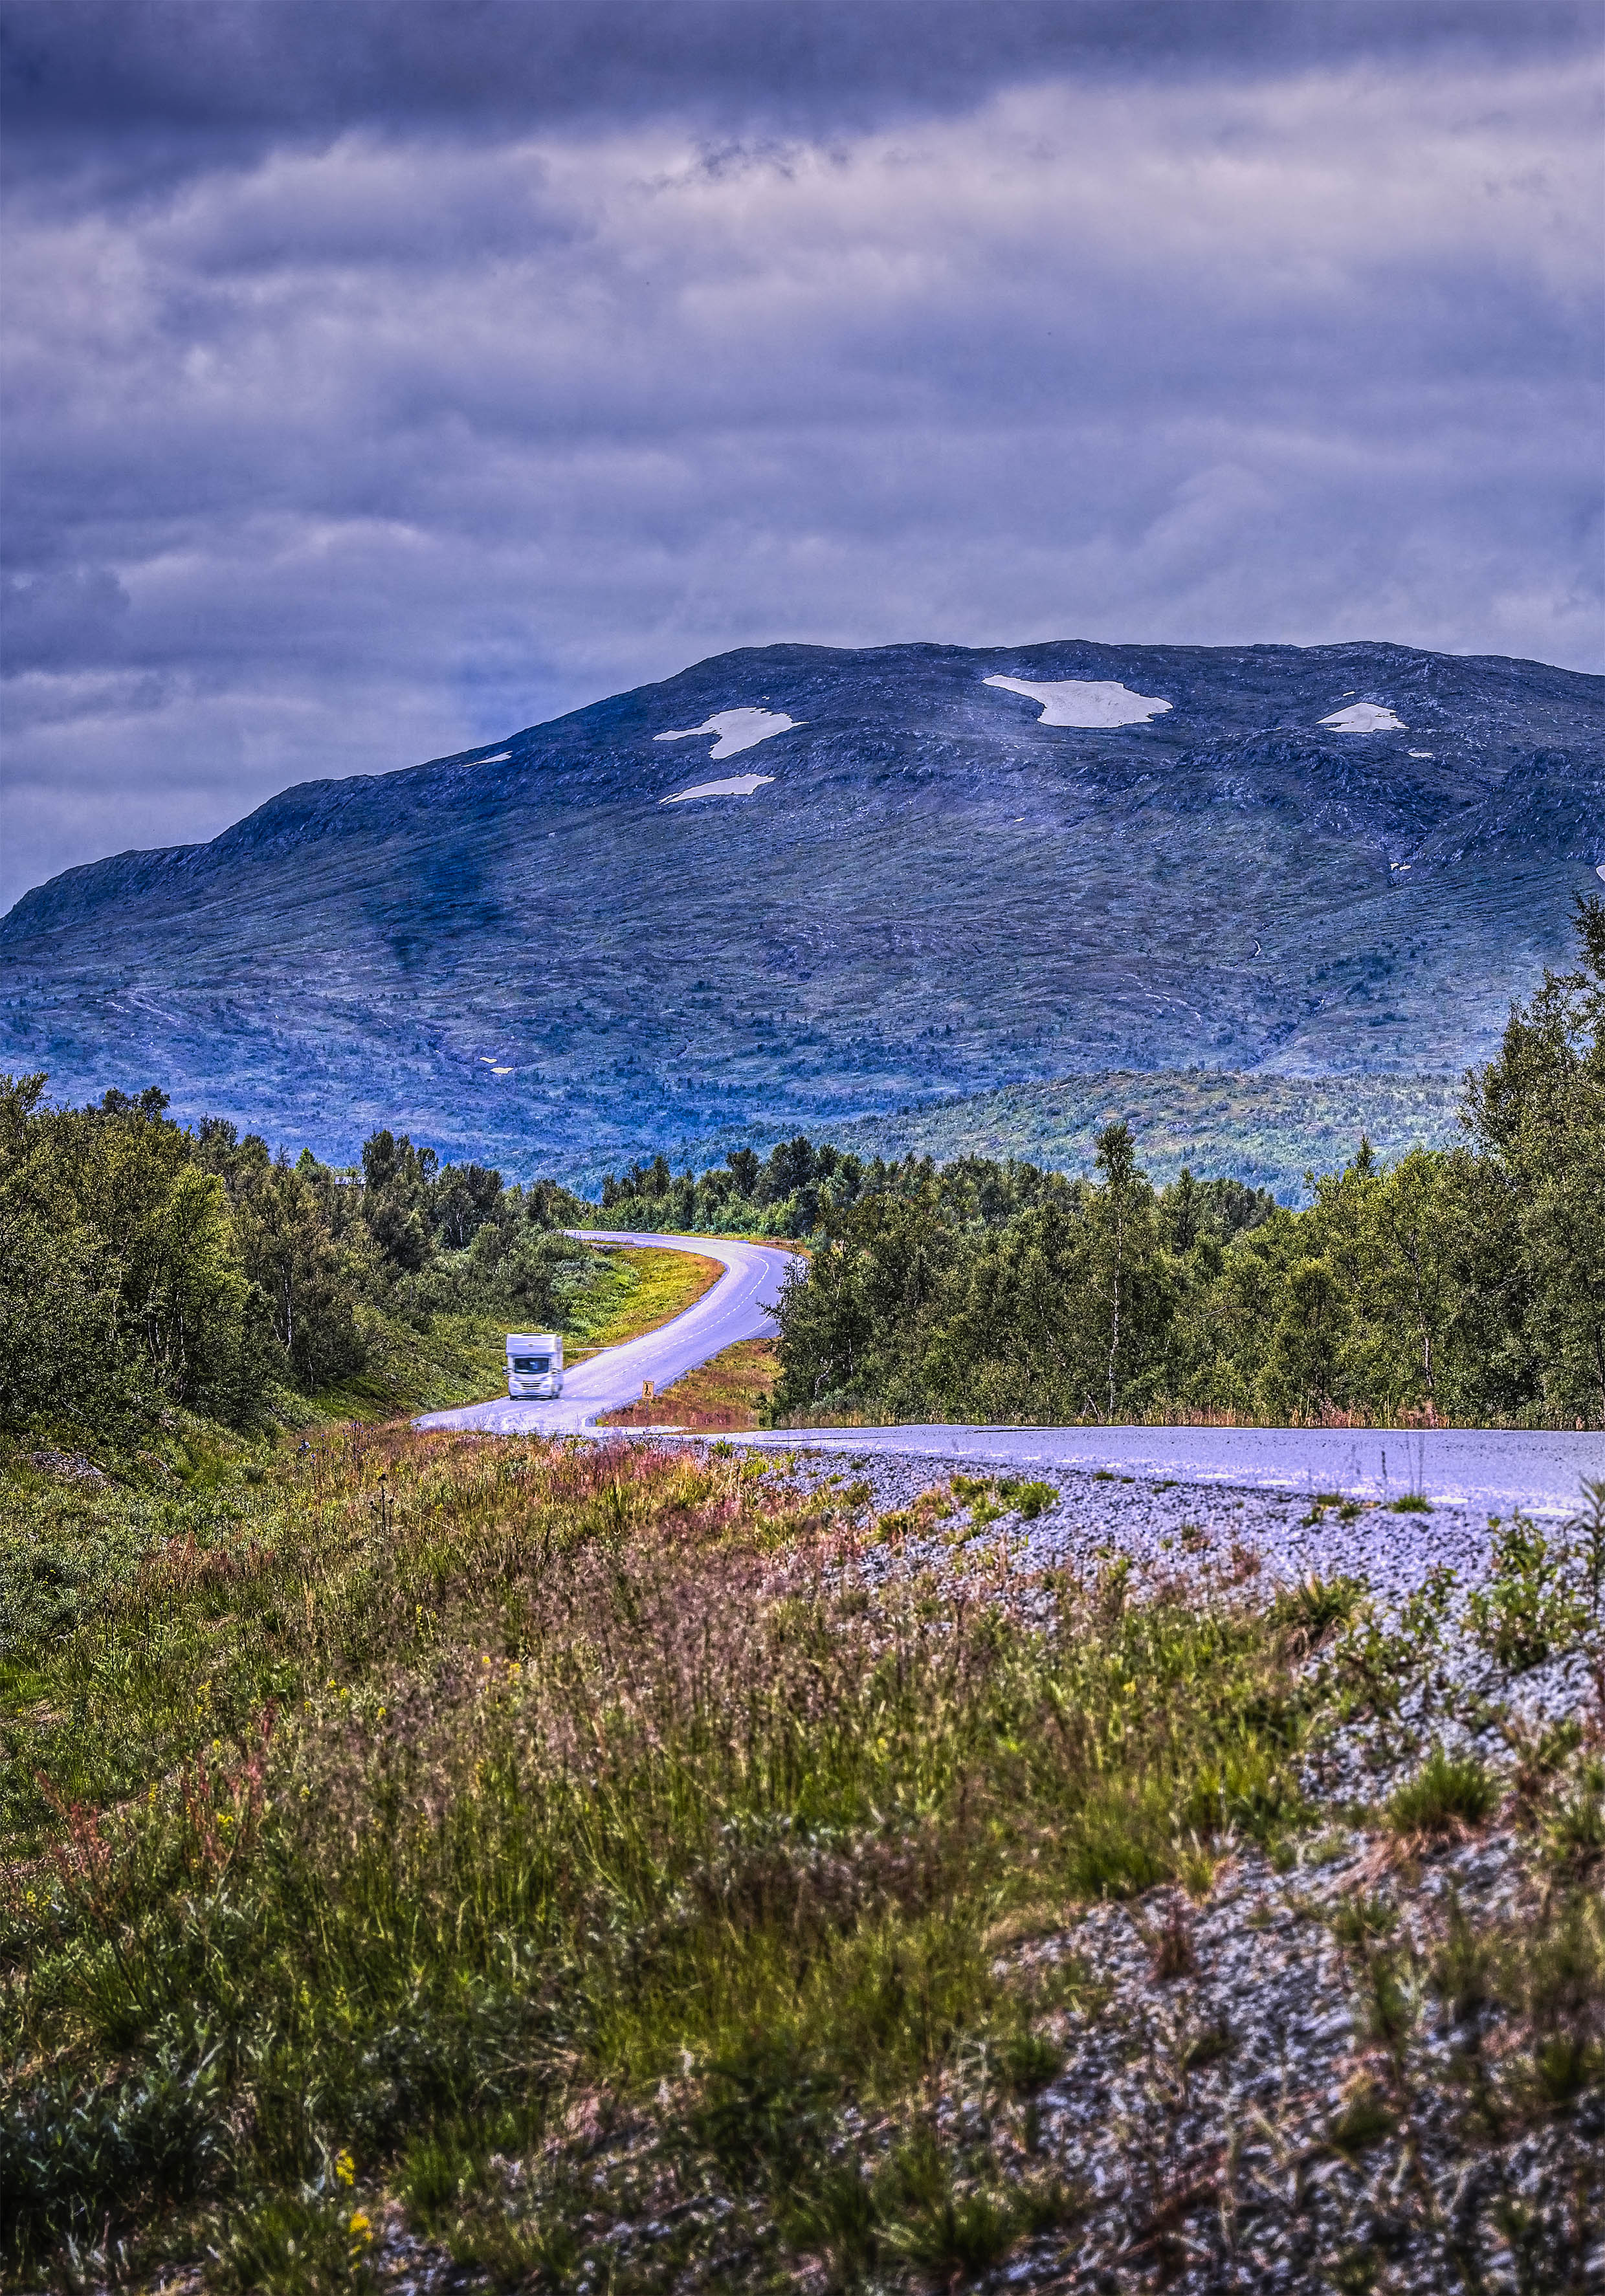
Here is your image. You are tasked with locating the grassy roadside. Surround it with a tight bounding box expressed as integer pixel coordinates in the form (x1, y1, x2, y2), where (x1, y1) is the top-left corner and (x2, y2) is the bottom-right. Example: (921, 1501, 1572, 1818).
(1, 1243, 722, 1490)
(4, 1433, 1601, 2289)
(0, 1244, 725, 1752)
(296, 1307, 527, 1426)
(597, 1336, 780, 1429)
(318, 1244, 726, 1407)
(566, 1244, 725, 1363)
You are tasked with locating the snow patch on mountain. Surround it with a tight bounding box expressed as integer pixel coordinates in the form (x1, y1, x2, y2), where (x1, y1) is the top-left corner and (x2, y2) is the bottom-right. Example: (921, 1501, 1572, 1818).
(654, 709, 797, 759)
(1321, 703, 1405, 732)
(661, 772, 777, 805)
(982, 676, 1173, 727)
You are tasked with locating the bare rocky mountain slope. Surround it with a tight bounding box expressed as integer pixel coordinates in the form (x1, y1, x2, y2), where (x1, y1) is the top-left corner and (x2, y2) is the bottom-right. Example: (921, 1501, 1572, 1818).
(3, 637, 1600, 1186)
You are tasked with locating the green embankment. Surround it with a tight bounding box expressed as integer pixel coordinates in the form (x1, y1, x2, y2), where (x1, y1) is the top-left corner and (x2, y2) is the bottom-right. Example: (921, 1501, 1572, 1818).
(567, 1244, 724, 1362)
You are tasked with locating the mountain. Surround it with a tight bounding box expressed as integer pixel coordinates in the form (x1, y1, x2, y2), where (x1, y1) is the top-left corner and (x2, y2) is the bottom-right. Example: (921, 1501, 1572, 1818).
(3, 639, 1600, 1188)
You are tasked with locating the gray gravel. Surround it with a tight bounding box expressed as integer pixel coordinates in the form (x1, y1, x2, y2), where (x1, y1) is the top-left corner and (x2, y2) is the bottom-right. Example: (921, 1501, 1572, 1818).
(715, 1443, 1602, 1790)
(990, 1829, 1605, 2293)
(670, 1439, 1602, 2290)
(723, 1441, 1564, 1607)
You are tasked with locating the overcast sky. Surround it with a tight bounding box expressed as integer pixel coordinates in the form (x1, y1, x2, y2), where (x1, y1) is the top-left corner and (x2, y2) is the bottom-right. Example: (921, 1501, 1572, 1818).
(2, 0, 1600, 909)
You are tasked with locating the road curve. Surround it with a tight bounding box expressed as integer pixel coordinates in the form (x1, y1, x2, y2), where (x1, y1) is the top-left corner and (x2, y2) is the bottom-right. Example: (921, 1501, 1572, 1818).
(416, 1237, 1605, 1516)
(415, 1231, 802, 1435)
(720, 1423, 1605, 1520)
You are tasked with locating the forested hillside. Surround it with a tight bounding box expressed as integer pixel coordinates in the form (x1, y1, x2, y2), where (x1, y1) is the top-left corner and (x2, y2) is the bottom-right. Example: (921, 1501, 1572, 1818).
(811, 1068, 1465, 1202)
(6, 896, 1601, 1441)
(0, 1087, 592, 1439)
(763, 898, 1605, 1429)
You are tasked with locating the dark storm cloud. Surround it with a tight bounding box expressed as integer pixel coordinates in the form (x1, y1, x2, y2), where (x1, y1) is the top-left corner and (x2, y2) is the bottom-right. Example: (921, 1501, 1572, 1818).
(1, 3, 1601, 908)
(6, 1, 1591, 143)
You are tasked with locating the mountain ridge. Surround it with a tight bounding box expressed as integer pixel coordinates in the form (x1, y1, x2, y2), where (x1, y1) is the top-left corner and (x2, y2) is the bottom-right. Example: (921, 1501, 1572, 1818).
(9, 635, 1594, 937)
(5, 635, 1600, 1187)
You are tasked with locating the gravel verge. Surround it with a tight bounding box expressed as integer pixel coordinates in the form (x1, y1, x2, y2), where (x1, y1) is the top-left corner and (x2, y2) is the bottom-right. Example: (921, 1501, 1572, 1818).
(712, 1442, 1601, 1774)
(129, 1439, 1605, 2296)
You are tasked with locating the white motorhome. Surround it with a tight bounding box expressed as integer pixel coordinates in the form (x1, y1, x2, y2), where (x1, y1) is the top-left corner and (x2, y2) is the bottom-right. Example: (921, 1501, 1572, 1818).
(505, 1332, 564, 1399)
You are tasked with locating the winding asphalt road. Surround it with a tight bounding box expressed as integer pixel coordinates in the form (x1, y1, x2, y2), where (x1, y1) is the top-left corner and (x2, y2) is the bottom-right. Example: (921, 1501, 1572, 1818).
(417, 1232, 1605, 1515)
(415, 1231, 803, 1435)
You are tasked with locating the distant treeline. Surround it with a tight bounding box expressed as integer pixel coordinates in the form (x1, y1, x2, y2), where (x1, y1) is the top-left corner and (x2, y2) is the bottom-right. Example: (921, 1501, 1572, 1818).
(819, 1067, 1467, 1204)
(0, 1094, 590, 1431)
(766, 900, 1605, 1429)
(599, 1136, 880, 1238)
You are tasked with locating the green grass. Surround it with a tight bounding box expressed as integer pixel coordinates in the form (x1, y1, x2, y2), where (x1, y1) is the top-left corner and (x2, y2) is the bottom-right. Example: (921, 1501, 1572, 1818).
(305, 1302, 533, 1422)
(598, 1335, 780, 1429)
(1385, 1746, 1498, 1838)
(1, 1428, 1325, 2282)
(5, 1433, 1602, 2288)
(568, 1242, 725, 1361)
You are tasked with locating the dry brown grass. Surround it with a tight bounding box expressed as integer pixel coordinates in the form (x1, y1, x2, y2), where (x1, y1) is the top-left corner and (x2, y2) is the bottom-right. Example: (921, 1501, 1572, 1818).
(597, 1336, 782, 1428)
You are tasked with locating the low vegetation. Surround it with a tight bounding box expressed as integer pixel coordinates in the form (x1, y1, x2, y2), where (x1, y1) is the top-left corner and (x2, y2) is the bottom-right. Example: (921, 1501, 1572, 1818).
(597, 1335, 782, 1429)
(3, 1435, 1602, 2289)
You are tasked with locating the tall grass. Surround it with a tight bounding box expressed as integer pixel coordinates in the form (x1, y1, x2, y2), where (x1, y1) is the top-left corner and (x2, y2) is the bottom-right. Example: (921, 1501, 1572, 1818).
(3, 1432, 1322, 2280)
(5, 1435, 1599, 2288)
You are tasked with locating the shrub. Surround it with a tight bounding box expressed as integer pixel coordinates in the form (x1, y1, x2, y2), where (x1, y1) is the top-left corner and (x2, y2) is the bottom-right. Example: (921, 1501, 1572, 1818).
(999, 1477, 1057, 1521)
(1569, 1478, 1605, 1621)
(1271, 1571, 1367, 1648)
(1386, 1747, 1497, 1838)
(0, 2031, 233, 2257)
(1541, 1759, 1605, 1878)
(1465, 1516, 1588, 1672)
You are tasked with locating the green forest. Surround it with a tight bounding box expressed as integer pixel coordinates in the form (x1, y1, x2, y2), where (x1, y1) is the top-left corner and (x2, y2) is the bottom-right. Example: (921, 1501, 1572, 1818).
(608, 899, 1605, 1429)
(5, 896, 1602, 1441)
(0, 1090, 594, 1441)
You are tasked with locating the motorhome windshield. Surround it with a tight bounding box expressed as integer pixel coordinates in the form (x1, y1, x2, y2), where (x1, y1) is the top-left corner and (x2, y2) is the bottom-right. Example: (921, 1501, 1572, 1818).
(511, 1356, 550, 1373)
